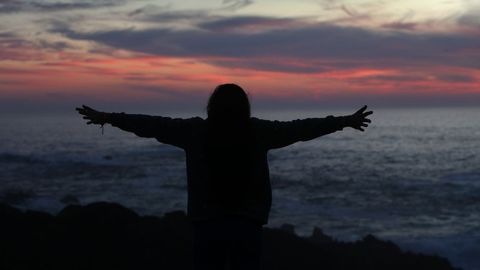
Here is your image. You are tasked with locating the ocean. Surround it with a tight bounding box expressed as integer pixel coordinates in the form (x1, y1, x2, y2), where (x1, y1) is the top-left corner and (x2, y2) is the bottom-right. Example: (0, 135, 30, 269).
(1, 107, 479, 269)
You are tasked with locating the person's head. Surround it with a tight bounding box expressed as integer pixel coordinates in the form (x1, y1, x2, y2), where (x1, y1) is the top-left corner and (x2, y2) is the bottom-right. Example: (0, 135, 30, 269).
(207, 83, 250, 122)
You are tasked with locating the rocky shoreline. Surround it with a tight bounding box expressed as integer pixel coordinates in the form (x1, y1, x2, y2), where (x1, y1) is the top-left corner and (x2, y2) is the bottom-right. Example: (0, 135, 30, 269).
(0, 202, 460, 269)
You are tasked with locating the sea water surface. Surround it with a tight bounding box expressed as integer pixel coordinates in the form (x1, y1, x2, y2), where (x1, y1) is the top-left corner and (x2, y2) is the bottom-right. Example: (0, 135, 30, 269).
(0, 107, 479, 269)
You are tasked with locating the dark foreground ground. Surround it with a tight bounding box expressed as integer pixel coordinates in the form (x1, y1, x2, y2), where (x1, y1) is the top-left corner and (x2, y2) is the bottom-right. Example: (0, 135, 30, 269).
(0, 202, 460, 270)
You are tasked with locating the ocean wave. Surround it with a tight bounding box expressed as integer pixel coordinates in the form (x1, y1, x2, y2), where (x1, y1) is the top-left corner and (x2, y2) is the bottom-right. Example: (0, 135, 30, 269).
(0, 152, 43, 164)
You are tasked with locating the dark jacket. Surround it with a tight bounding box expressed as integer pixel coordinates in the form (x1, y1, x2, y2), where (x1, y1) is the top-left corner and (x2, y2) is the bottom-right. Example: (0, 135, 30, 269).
(109, 114, 347, 225)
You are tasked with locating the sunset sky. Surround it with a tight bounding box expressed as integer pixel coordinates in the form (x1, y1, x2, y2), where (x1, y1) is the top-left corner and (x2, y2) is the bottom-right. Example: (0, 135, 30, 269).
(1, 0, 479, 113)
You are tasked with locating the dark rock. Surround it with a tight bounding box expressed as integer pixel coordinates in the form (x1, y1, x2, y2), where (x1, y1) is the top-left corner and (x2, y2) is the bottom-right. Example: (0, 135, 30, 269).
(60, 194, 80, 205)
(309, 226, 334, 244)
(0, 202, 461, 270)
(280, 223, 296, 234)
(0, 202, 22, 217)
(57, 201, 139, 225)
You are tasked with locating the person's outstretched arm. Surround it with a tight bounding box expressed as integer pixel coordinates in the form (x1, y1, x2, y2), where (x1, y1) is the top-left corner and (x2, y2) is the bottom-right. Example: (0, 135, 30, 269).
(76, 105, 199, 149)
(257, 105, 373, 149)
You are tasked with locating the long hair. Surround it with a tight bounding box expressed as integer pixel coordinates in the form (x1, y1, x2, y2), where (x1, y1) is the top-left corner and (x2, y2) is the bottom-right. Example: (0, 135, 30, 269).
(207, 83, 250, 123)
(205, 84, 253, 211)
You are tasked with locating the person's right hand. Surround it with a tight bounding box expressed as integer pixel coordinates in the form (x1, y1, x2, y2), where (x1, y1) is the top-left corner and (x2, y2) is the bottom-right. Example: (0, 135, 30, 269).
(75, 105, 108, 125)
(346, 105, 373, 132)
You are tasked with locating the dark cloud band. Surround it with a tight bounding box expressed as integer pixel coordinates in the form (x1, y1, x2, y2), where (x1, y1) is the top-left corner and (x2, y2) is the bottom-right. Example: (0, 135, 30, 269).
(54, 15, 480, 73)
(0, 0, 126, 13)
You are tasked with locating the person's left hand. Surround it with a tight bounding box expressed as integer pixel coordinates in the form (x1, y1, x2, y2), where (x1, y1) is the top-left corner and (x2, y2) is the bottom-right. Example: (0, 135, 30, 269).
(75, 105, 108, 125)
(346, 105, 373, 132)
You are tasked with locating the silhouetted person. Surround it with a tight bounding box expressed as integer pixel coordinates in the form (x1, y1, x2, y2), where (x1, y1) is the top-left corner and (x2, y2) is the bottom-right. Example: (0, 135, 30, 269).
(76, 83, 372, 270)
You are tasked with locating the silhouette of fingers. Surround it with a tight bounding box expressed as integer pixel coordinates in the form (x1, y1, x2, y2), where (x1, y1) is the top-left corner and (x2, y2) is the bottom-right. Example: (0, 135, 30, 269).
(76, 108, 90, 116)
(77, 105, 102, 125)
(82, 105, 96, 112)
(355, 105, 368, 115)
(349, 107, 371, 132)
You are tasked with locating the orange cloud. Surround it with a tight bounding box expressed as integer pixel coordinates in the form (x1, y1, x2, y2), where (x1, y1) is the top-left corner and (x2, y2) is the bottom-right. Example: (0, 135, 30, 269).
(1, 41, 479, 109)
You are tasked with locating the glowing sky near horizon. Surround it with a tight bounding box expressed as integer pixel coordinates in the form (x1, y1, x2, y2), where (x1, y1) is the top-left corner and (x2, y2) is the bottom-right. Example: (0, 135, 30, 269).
(0, 0, 479, 112)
